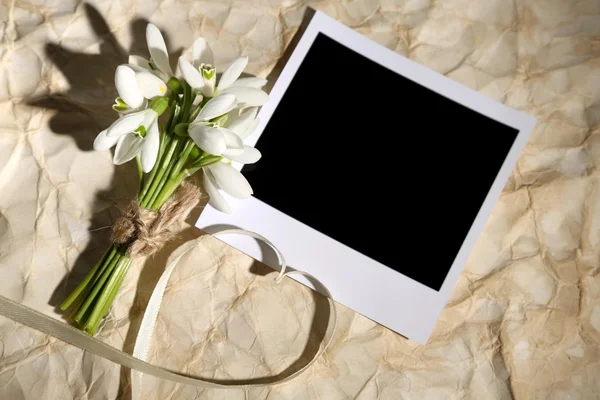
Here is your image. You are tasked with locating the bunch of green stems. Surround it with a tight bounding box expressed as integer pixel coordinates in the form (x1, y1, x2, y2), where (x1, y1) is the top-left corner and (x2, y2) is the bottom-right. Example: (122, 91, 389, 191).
(60, 79, 220, 334)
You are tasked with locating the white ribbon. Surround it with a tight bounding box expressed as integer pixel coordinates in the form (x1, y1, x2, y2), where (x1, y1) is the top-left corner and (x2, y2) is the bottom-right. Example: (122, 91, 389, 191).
(0, 229, 337, 397)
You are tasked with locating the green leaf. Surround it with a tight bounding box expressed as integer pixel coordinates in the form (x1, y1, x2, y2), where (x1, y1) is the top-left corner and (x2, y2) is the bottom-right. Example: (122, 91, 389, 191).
(174, 123, 190, 137)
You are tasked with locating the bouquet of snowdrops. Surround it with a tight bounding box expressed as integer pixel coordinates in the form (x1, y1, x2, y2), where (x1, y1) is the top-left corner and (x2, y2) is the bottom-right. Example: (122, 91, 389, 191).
(60, 24, 267, 334)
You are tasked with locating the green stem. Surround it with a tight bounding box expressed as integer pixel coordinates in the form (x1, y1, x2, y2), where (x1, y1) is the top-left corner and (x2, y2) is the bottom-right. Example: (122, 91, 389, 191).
(164, 102, 178, 132)
(84, 255, 131, 334)
(141, 137, 180, 208)
(153, 174, 185, 210)
(96, 258, 132, 328)
(173, 153, 222, 184)
(171, 139, 194, 178)
(135, 156, 143, 186)
(67, 292, 88, 323)
(140, 83, 193, 208)
(139, 99, 182, 200)
(177, 168, 198, 181)
(59, 246, 115, 311)
(180, 83, 193, 123)
(140, 131, 172, 200)
(73, 251, 121, 324)
(88, 246, 119, 288)
(152, 137, 198, 210)
(147, 144, 182, 210)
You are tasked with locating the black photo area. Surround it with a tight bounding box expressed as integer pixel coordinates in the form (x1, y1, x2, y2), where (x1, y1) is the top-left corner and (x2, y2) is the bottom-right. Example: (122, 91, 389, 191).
(243, 33, 518, 291)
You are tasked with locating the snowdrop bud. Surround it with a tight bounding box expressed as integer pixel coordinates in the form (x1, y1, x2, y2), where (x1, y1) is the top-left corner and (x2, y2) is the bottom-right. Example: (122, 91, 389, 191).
(174, 123, 190, 137)
(189, 145, 202, 160)
(150, 97, 169, 115)
(167, 77, 183, 95)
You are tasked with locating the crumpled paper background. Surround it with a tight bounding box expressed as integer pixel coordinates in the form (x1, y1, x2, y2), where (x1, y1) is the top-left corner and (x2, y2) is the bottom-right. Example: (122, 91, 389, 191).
(1, 0, 599, 399)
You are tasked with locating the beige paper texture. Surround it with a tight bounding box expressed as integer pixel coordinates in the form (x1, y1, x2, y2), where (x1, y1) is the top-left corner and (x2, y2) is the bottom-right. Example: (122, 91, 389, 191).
(1, 1, 599, 399)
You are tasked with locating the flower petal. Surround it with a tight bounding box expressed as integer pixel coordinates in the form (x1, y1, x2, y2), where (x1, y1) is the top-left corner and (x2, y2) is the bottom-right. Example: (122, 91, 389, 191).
(239, 117, 260, 139)
(178, 57, 204, 90)
(113, 134, 143, 165)
(113, 97, 148, 115)
(227, 77, 267, 89)
(106, 111, 146, 137)
(141, 122, 160, 172)
(217, 56, 248, 91)
(196, 94, 238, 121)
(128, 62, 169, 82)
(220, 128, 244, 155)
(115, 65, 144, 109)
(192, 94, 204, 107)
(136, 71, 168, 99)
(201, 73, 216, 97)
(220, 86, 269, 106)
(208, 162, 253, 199)
(225, 145, 262, 164)
(203, 169, 231, 214)
(141, 109, 158, 128)
(189, 125, 226, 155)
(146, 23, 173, 76)
(227, 107, 258, 136)
(93, 129, 119, 151)
(128, 55, 152, 71)
(192, 37, 214, 67)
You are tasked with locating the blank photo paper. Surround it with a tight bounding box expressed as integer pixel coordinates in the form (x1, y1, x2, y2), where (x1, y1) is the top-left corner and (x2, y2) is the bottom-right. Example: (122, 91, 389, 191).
(197, 10, 536, 344)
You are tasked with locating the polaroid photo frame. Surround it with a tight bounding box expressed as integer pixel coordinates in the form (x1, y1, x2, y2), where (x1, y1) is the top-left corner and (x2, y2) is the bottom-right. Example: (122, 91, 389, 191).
(197, 10, 536, 344)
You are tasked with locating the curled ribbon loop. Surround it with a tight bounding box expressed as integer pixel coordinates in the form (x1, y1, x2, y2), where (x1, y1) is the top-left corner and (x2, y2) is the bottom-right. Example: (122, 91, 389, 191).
(0, 229, 337, 397)
(131, 228, 337, 399)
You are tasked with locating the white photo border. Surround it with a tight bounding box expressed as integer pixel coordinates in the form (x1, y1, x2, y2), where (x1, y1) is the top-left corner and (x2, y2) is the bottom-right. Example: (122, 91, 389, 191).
(197, 10, 537, 344)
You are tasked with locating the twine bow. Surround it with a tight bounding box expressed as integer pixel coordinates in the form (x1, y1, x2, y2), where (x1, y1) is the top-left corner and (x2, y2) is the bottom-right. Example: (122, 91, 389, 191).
(110, 182, 201, 257)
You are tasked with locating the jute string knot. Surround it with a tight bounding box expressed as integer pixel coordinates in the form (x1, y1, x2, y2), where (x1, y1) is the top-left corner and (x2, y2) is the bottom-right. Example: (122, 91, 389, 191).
(111, 181, 201, 257)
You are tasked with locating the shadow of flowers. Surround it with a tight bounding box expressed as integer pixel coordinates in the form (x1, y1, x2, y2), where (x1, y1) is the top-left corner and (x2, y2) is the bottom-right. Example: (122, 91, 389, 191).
(30, 3, 331, 397)
(31, 2, 182, 313)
